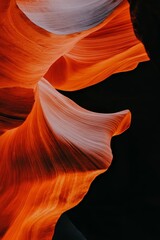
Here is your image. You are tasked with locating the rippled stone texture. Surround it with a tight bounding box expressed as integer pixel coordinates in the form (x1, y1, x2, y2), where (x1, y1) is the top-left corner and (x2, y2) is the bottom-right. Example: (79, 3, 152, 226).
(0, 0, 149, 239)
(0, 79, 131, 239)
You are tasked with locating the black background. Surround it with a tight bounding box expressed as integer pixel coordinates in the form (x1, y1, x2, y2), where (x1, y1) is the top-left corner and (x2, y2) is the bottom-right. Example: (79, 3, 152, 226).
(53, 60, 160, 239)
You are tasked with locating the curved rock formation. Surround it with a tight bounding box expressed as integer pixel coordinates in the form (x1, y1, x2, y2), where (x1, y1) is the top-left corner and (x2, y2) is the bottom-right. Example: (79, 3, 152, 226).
(0, 0, 150, 239)
(0, 79, 131, 239)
